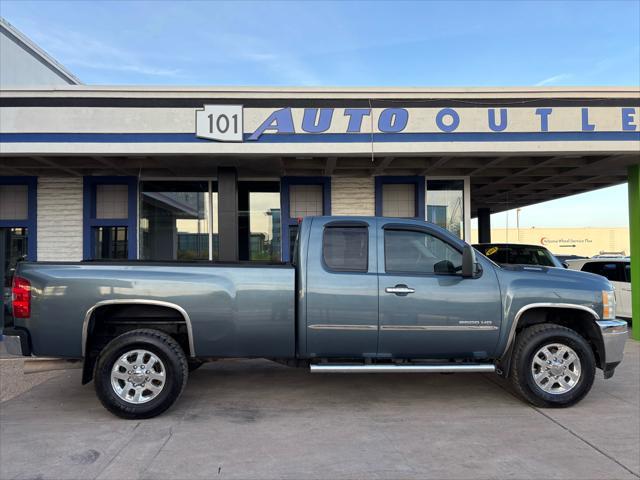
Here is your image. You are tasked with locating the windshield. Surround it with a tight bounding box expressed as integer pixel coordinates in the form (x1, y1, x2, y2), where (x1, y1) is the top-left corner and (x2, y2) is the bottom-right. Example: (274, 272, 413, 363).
(479, 245, 560, 267)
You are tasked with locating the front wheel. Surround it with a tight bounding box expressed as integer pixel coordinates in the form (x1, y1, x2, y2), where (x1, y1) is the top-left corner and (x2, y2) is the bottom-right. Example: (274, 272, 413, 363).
(510, 324, 596, 408)
(94, 329, 188, 419)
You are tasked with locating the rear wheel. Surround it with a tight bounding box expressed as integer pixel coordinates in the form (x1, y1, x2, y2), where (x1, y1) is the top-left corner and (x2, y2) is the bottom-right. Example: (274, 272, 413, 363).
(94, 329, 188, 419)
(510, 324, 595, 408)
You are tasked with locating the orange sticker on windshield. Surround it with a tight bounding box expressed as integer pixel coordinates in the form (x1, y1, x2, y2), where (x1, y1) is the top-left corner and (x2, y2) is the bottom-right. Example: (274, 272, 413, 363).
(486, 247, 498, 256)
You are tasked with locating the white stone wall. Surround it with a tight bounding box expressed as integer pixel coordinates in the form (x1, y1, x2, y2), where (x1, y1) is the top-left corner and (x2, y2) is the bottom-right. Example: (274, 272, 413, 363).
(37, 176, 83, 261)
(331, 176, 375, 216)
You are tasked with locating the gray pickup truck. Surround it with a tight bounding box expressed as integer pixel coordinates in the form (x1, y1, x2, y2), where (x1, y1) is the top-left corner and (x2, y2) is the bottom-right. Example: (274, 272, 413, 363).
(3, 216, 628, 419)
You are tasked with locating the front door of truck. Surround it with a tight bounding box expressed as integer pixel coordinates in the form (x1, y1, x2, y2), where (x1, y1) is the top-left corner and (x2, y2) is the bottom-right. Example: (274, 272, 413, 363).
(377, 222, 502, 359)
(305, 219, 379, 357)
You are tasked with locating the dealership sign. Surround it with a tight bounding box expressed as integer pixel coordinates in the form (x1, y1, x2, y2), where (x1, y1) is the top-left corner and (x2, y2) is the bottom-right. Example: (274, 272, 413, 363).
(196, 105, 639, 142)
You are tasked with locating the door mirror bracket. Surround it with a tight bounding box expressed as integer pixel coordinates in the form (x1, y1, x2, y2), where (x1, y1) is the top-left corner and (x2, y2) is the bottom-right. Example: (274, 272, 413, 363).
(462, 245, 479, 278)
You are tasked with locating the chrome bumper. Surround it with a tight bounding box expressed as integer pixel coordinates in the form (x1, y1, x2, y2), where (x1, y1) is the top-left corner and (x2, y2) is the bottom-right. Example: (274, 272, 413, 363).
(3, 334, 25, 356)
(597, 319, 628, 366)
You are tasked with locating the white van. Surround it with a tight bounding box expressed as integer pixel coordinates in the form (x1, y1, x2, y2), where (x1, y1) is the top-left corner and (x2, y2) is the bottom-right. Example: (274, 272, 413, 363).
(567, 257, 632, 320)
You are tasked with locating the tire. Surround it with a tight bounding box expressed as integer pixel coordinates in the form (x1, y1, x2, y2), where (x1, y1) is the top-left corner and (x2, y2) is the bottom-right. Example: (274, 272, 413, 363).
(188, 360, 205, 372)
(94, 328, 188, 419)
(510, 323, 596, 408)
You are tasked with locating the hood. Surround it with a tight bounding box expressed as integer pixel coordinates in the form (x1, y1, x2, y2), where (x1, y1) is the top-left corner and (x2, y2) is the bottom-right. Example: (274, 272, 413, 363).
(498, 263, 613, 290)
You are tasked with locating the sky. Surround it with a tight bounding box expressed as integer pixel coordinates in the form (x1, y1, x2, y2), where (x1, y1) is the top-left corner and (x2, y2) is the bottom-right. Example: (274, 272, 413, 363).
(1, 0, 637, 227)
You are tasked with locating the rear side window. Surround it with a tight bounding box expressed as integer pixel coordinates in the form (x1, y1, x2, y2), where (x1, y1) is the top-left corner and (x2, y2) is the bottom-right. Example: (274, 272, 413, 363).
(581, 262, 625, 282)
(323, 226, 368, 272)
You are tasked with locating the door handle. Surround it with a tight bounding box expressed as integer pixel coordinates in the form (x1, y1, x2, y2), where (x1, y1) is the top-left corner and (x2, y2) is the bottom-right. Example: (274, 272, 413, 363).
(385, 284, 415, 296)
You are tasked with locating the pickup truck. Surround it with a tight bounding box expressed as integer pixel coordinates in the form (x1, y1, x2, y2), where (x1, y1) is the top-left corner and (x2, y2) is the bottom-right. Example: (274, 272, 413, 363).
(3, 216, 628, 419)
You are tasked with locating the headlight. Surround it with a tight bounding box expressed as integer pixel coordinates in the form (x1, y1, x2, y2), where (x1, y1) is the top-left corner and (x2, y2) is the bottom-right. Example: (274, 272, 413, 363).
(602, 290, 616, 320)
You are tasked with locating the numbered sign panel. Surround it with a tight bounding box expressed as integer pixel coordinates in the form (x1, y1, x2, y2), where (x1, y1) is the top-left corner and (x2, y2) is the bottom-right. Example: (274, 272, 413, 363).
(196, 105, 243, 142)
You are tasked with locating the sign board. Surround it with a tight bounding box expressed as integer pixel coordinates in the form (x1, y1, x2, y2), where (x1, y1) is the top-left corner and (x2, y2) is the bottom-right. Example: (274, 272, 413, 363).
(196, 105, 243, 142)
(194, 105, 640, 142)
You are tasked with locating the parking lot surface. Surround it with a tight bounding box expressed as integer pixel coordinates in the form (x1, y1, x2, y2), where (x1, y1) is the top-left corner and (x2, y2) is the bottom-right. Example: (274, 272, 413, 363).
(1, 340, 638, 480)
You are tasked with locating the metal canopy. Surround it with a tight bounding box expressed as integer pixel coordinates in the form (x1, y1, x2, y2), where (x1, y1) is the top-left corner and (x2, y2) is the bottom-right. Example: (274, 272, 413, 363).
(0, 153, 636, 217)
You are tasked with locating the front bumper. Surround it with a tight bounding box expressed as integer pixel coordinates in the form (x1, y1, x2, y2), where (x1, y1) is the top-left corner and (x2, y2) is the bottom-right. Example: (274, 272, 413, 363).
(596, 319, 628, 378)
(1, 328, 31, 356)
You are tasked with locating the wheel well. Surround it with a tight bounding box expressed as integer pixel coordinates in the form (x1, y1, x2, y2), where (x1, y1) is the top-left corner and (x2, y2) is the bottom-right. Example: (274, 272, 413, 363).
(82, 303, 193, 384)
(500, 307, 605, 376)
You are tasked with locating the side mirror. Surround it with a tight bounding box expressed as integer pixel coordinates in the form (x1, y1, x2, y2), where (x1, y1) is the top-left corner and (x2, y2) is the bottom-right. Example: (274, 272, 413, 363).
(462, 245, 478, 278)
(562, 261, 569, 269)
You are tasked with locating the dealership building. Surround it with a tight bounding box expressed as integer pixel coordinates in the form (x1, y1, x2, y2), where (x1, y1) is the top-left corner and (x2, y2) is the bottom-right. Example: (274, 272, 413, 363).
(1, 18, 639, 333)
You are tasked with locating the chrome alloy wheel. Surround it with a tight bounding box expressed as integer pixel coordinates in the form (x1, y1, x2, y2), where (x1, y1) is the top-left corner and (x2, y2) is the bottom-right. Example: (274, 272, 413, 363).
(531, 343, 582, 395)
(110, 349, 166, 404)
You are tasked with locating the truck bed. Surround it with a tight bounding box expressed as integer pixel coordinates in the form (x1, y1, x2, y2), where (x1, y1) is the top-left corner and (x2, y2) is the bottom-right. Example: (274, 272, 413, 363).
(16, 262, 296, 358)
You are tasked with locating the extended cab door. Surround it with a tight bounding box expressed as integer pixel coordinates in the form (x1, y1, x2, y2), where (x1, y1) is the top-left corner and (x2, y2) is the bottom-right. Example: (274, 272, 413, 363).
(377, 221, 502, 359)
(305, 219, 379, 357)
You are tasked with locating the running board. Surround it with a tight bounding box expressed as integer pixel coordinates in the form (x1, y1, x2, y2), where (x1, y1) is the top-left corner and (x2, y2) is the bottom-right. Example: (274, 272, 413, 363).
(310, 364, 495, 374)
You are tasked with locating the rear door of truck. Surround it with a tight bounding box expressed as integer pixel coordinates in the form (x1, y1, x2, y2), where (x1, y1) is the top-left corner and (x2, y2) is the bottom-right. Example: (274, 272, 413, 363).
(304, 218, 379, 357)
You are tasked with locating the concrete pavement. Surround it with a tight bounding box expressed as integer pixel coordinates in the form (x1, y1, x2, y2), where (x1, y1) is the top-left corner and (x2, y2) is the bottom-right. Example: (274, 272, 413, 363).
(1, 340, 638, 480)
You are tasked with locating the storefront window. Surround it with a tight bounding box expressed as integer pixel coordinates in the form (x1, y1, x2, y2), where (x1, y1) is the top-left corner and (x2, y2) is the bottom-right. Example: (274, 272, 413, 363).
(0, 185, 28, 220)
(141, 181, 216, 261)
(426, 179, 465, 239)
(2, 227, 28, 288)
(239, 181, 281, 261)
(382, 183, 416, 217)
(94, 226, 128, 260)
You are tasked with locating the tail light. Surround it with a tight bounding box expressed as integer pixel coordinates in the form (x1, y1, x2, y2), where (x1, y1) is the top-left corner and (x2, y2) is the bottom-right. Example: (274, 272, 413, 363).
(12, 276, 31, 318)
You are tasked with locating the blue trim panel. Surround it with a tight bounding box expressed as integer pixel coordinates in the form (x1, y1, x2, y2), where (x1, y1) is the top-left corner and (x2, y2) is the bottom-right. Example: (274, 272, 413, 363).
(280, 176, 331, 262)
(0, 176, 37, 261)
(83, 176, 138, 260)
(375, 176, 426, 220)
(1, 131, 639, 143)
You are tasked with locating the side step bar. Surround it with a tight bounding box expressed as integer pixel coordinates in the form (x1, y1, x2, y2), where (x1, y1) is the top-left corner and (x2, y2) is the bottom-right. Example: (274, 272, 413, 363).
(310, 364, 495, 373)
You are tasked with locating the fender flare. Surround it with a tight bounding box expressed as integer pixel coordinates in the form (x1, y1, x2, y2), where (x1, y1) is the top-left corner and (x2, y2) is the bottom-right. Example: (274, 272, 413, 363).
(497, 303, 601, 376)
(82, 299, 196, 357)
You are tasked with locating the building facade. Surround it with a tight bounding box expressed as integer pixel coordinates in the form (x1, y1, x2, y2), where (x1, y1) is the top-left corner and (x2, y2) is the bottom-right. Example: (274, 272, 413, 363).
(1, 86, 639, 276)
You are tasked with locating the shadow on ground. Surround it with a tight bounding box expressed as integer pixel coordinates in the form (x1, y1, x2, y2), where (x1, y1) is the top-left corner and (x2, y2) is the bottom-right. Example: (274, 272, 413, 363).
(1, 341, 638, 480)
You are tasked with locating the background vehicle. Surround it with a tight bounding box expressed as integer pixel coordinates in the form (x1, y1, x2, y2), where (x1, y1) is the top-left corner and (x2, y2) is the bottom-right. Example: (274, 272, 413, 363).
(555, 254, 588, 263)
(567, 257, 632, 321)
(3, 217, 627, 419)
(473, 243, 566, 268)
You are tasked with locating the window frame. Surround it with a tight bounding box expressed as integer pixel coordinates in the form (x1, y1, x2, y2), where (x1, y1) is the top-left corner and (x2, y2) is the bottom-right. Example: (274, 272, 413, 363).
(281, 176, 331, 262)
(382, 224, 464, 277)
(375, 176, 425, 219)
(0, 176, 37, 261)
(322, 221, 369, 273)
(83, 176, 138, 260)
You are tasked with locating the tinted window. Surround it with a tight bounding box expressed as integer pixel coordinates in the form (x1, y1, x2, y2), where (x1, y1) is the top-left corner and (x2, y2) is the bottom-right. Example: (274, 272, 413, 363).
(323, 227, 368, 272)
(385, 229, 462, 274)
(582, 262, 625, 282)
(624, 263, 631, 283)
(481, 245, 558, 267)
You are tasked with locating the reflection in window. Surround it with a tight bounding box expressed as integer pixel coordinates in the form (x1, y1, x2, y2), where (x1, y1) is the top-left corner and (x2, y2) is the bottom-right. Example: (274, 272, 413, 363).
(426, 180, 464, 239)
(94, 226, 128, 260)
(239, 182, 281, 262)
(141, 181, 216, 261)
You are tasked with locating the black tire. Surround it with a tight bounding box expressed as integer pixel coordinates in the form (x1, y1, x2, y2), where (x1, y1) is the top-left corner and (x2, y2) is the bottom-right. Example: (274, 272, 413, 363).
(510, 324, 596, 408)
(188, 359, 205, 372)
(94, 329, 188, 419)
